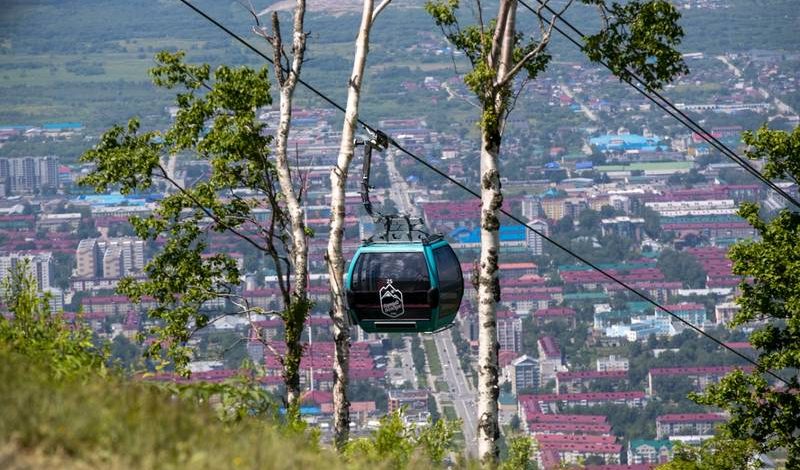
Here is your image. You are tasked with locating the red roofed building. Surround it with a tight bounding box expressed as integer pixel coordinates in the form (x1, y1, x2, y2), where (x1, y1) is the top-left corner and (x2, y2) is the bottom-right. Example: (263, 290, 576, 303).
(528, 422, 613, 436)
(500, 292, 552, 312)
(0, 214, 35, 231)
(561, 268, 664, 289)
(534, 433, 622, 466)
(660, 221, 755, 240)
(538, 336, 563, 387)
(656, 413, 727, 439)
(656, 302, 707, 326)
(723, 341, 753, 352)
(301, 390, 333, 406)
(533, 307, 576, 327)
(526, 412, 608, 426)
(604, 281, 681, 303)
(556, 370, 629, 394)
(388, 389, 429, 418)
(648, 366, 755, 396)
(520, 391, 647, 414)
(262, 341, 384, 390)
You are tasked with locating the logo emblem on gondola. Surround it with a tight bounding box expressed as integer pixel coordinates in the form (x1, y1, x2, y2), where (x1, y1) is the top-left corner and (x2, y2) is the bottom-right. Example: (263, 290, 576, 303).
(379, 279, 404, 318)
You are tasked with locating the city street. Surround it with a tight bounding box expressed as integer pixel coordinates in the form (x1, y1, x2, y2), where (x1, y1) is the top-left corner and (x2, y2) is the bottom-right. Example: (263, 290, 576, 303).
(385, 149, 478, 457)
(433, 330, 478, 457)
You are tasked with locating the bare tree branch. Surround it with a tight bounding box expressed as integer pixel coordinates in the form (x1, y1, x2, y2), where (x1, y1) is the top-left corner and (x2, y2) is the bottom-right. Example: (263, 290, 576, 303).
(488, 0, 512, 70)
(371, 0, 392, 23)
(497, 0, 571, 87)
(271, 12, 286, 86)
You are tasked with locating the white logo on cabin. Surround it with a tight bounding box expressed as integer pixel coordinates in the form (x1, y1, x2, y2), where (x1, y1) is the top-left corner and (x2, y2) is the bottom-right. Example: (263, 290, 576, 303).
(379, 279, 404, 318)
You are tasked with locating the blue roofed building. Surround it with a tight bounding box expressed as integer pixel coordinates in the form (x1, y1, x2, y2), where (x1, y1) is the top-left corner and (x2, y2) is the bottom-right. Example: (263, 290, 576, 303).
(72, 192, 149, 207)
(449, 224, 536, 254)
(42, 122, 83, 131)
(590, 132, 664, 153)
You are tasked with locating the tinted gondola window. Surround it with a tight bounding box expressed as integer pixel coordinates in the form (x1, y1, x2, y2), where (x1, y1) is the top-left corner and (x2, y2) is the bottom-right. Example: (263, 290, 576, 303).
(351, 252, 430, 292)
(433, 245, 463, 316)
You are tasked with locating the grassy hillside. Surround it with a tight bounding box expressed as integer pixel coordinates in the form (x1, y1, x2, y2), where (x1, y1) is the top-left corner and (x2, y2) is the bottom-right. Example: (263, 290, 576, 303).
(0, 353, 365, 470)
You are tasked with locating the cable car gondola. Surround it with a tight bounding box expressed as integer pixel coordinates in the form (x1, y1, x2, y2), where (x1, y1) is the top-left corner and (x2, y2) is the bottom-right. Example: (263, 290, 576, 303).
(345, 130, 464, 333)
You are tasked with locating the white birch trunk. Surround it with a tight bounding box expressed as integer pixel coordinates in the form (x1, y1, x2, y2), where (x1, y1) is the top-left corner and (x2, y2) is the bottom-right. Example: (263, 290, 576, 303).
(327, 0, 378, 450)
(271, 0, 308, 407)
(477, 0, 517, 464)
(476, 134, 502, 464)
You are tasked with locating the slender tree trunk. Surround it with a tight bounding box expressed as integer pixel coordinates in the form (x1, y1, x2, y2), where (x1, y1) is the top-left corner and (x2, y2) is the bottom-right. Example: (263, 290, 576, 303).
(477, 1, 516, 464)
(476, 130, 502, 464)
(270, 0, 309, 407)
(327, 0, 378, 451)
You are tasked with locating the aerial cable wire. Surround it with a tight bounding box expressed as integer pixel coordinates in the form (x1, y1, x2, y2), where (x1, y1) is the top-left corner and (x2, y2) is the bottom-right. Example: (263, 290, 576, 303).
(520, 0, 800, 208)
(176, 0, 792, 387)
(519, 0, 800, 210)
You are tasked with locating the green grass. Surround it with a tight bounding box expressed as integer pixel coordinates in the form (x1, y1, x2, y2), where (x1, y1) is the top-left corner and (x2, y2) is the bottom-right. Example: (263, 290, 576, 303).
(423, 339, 443, 377)
(435, 379, 449, 393)
(442, 405, 458, 422)
(0, 352, 370, 470)
(417, 372, 427, 387)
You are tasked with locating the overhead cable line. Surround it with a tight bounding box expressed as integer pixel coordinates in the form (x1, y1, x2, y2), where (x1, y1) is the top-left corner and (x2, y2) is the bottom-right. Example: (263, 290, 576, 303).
(519, 0, 800, 210)
(176, 0, 791, 387)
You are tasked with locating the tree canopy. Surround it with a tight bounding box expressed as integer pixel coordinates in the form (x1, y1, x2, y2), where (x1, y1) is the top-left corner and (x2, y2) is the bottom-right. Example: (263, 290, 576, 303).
(79, 52, 304, 385)
(693, 126, 800, 467)
(657, 248, 707, 288)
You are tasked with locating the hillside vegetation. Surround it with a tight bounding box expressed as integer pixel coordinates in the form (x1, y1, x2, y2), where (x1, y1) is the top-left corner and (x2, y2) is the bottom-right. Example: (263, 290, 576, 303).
(0, 261, 467, 469)
(0, 352, 359, 470)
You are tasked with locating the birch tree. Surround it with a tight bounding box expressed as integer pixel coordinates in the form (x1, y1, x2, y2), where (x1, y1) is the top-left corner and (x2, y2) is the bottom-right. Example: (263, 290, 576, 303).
(326, 0, 392, 451)
(79, 47, 311, 411)
(250, 0, 311, 407)
(425, 0, 687, 463)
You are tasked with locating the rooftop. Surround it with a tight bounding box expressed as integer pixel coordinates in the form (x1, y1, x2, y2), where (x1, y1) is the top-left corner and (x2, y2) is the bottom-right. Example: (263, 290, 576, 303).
(649, 366, 754, 376)
(656, 413, 726, 424)
(557, 370, 627, 380)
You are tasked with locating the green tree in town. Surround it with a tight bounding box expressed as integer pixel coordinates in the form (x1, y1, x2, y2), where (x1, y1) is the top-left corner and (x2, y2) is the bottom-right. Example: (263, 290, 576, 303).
(692, 126, 800, 467)
(657, 248, 707, 288)
(641, 206, 662, 239)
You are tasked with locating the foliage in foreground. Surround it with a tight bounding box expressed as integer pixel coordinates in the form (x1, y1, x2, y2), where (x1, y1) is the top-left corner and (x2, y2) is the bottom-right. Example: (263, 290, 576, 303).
(0, 259, 107, 378)
(657, 432, 761, 470)
(0, 263, 466, 469)
(692, 125, 800, 467)
(344, 410, 460, 469)
(0, 264, 329, 468)
(0, 350, 359, 470)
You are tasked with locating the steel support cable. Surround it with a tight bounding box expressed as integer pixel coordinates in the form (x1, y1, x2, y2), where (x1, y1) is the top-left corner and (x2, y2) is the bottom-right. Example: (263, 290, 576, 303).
(176, 0, 791, 387)
(519, 0, 800, 210)
(389, 139, 791, 386)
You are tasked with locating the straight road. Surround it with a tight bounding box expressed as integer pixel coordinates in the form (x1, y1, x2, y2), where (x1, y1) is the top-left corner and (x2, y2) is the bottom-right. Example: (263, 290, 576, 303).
(433, 330, 478, 457)
(384, 149, 478, 457)
(559, 83, 599, 122)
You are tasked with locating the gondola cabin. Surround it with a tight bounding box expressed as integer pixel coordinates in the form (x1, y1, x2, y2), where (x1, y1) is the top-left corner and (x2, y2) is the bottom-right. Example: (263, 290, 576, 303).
(345, 236, 463, 333)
